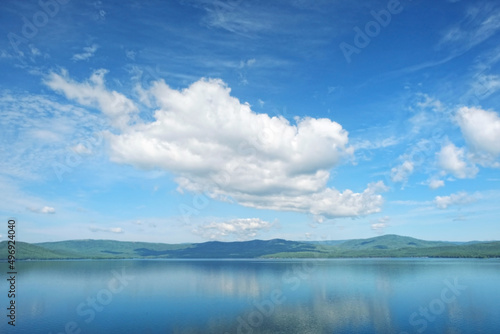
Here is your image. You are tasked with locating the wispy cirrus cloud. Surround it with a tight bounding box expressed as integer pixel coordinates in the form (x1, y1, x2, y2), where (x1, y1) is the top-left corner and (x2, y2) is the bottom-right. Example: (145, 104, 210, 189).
(391, 3, 500, 75)
(467, 74, 500, 100)
(89, 226, 124, 234)
(182, 0, 273, 35)
(72, 44, 99, 61)
(438, 3, 500, 55)
(0, 176, 57, 217)
(0, 91, 107, 180)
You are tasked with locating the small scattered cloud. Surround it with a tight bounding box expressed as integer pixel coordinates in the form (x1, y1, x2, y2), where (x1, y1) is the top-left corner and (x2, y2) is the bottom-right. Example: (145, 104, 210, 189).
(0, 49, 12, 59)
(72, 143, 92, 154)
(468, 74, 500, 100)
(391, 160, 414, 183)
(409, 94, 447, 134)
(354, 136, 399, 150)
(415, 94, 445, 112)
(434, 191, 476, 209)
(30, 45, 41, 57)
(307, 214, 328, 228)
(126, 50, 136, 60)
(437, 142, 478, 179)
(72, 44, 99, 61)
(29, 129, 62, 142)
(28, 206, 56, 214)
(239, 58, 256, 68)
(192, 218, 275, 240)
(89, 226, 124, 233)
(428, 179, 445, 190)
(371, 216, 390, 234)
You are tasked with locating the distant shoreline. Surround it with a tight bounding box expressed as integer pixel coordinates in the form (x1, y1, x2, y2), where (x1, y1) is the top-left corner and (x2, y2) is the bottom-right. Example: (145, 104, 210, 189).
(2, 234, 500, 260)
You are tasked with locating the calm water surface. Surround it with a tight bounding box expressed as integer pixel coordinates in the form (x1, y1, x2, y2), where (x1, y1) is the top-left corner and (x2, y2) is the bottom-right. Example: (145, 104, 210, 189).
(2, 258, 499, 333)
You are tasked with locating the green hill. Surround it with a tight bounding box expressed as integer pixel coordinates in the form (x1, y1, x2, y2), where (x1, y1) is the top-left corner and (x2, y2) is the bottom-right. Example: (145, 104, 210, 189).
(334, 234, 451, 251)
(36, 239, 192, 259)
(1, 235, 499, 260)
(266, 236, 500, 258)
(0, 241, 73, 260)
(152, 239, 317, 258)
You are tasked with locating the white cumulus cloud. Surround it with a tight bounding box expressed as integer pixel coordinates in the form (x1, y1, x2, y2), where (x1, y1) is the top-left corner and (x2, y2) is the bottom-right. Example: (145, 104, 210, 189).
(192, 218, 274, 240)
(47, 73, 388, 219)
(371, 216, 390, 234)
(437, 142, 478, 179)
(456, 106, 500, 158)
(44, 70, 138, 129)
(428, 179, 445, 189)
(391, 160, 414, 183)
(434, 191, 476, 209)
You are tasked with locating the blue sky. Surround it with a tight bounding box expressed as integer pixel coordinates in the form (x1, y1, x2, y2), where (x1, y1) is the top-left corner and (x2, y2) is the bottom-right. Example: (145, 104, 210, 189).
(1, 0, 499, 243)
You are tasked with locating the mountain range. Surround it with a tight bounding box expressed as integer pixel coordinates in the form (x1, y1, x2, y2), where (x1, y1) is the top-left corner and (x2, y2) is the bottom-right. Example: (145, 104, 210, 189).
(2, 234, 500, 260)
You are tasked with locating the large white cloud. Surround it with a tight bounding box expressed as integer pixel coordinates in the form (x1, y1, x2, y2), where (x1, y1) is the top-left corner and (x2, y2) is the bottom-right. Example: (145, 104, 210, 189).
(46, 71, 388, 218)
(456, 106, 500, 157)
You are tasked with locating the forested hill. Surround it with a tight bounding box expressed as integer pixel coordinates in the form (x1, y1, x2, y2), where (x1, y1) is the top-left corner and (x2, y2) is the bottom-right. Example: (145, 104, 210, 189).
(1, 234, 499, 260)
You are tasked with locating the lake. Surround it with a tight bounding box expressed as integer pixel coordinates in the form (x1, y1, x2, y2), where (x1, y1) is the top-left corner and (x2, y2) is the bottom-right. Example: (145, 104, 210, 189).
(2, 258, 499, 333)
